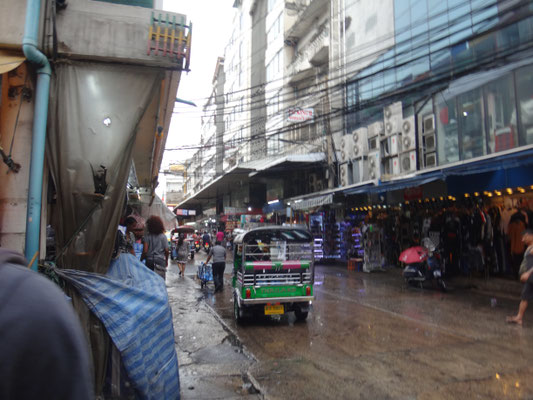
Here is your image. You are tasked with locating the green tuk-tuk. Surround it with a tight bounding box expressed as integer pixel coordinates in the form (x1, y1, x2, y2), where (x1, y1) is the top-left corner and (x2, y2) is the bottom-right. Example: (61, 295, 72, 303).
(232, 226, 315, 322)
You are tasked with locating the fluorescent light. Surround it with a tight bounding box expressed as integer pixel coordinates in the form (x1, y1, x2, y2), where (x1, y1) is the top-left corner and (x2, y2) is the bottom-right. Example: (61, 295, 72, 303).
(267, 199, 279, 205)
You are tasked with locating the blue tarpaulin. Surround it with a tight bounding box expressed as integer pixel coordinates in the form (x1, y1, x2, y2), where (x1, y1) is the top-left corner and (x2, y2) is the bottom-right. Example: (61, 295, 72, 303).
(57, 253, 180, 400)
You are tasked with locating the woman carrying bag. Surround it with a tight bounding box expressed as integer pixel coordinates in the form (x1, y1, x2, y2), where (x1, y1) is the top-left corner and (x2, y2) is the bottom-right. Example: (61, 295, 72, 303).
(141, 216, 169, 280)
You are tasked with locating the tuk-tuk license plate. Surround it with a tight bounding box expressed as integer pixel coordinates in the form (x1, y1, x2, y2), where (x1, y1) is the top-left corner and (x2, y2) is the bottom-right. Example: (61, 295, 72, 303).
(264, 304, 284, 315)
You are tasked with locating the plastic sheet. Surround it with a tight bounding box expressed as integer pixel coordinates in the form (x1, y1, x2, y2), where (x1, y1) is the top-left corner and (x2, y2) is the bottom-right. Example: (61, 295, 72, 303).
(56, 253, 180, 399)
(47, 61, 161, 273)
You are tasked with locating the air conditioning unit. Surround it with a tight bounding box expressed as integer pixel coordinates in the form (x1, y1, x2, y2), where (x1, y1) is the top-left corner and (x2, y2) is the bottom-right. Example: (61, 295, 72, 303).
(401, 116, 416, 151)
(382, 134, 399, 157)
(351, 127, 368, 158)
(339, 135, 353, 162)
(367, 151, 381, 180)
(384, 101, 402, 135)
(368, 135, 379, 152)
(422, 114, 435, 134)
(352, 157, 369, 184)
(383, 156, 400, 176)
(367, 121, 384, 138)
(339, 162, 352, 187)
(425, 152, 437, 168)
(423, 133, 436, 152)
(400, 150, 417, 173)
(309, 173, 317, 191)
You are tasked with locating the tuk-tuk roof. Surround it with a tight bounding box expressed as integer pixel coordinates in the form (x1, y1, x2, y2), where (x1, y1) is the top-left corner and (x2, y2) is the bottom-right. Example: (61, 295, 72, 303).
(234, 225, 312, 243)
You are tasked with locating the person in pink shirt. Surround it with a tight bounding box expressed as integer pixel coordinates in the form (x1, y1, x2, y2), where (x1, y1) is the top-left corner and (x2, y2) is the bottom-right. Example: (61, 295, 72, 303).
(216, 231, 224, 243)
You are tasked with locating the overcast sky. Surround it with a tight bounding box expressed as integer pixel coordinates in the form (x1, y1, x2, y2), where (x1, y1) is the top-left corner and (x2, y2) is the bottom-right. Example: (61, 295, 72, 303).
(162, 0, 235, 166)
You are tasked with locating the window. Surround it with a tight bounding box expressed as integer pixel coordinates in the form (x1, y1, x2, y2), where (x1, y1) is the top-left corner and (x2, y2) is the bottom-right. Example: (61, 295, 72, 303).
(435, 94, 459, 165)
(267, 13, 282, 45)
(484, 74, 517, 153)
(266, 50, 282, 82)
(515, 65, 533, 146)
(268, 0, 279, 13)
(457, 87, 486, 160)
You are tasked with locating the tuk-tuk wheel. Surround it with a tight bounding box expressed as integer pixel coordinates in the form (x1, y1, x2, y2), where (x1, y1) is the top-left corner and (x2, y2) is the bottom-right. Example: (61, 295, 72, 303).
(294, 309, 308, 321)
(234, 293, 243, 323)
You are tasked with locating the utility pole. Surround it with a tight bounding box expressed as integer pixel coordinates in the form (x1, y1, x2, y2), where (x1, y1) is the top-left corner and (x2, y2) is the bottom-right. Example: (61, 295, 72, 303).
(323, 77, 336, 189)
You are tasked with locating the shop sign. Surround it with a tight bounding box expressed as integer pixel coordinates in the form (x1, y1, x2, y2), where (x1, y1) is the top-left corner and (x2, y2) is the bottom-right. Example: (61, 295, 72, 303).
(175, 209, 196, 216)
(224, 207, 247, 215)
(204, 207, 216, 216)
(404, 186, 423, 201)
(287, 108, 314, 122)
(291, 194, 333, 210)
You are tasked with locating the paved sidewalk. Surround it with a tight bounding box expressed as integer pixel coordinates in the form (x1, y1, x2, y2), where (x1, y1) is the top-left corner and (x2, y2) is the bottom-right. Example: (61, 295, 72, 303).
(165, 259, 261, 400)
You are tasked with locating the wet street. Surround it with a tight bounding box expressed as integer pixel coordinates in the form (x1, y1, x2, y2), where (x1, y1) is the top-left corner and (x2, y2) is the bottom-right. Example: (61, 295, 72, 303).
(168, 252, 533, 400)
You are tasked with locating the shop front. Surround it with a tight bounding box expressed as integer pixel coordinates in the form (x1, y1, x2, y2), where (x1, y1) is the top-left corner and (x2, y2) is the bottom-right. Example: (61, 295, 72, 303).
(289, 193, 351, 262)
(342, 151, 533, 278)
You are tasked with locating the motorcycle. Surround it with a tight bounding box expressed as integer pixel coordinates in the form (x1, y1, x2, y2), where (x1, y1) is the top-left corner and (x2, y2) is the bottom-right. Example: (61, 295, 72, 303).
(399, 238, 446, 291)
(203, 241, 210, 253)
(194, 240, 201, 253)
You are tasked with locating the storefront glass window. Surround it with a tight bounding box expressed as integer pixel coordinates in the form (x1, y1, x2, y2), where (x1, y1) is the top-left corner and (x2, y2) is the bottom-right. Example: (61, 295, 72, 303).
(515, 65, 533, 146)
(436, 94, 460, 164)
(457, 88, 486, 160)
(483, 74, 517, 154)
(518, 16, 533, 46)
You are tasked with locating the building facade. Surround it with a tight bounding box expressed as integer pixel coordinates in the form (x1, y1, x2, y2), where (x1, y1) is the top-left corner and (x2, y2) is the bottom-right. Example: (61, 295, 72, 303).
(180, 0, 533, 235)
(0, 0, 190, 264)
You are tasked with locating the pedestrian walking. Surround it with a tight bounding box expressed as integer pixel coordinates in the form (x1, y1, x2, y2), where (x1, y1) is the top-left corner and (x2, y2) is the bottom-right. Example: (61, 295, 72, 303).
(507, 229, 533, 325)
(141, 216, 169, 280)
(124, 216, 137, 256)
(0, 248, 93, 399)
(176, 234, 189, 276)
(205, 240, 227, 292)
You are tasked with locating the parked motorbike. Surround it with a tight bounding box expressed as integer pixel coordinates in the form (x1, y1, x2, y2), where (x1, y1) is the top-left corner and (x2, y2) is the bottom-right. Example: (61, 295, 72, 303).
(399, 238, 446, 291)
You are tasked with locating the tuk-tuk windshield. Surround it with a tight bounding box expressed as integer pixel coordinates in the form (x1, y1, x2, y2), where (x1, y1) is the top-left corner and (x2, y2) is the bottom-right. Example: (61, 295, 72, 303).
(241, 228, 312, 244)
(239, 228, 313, 263)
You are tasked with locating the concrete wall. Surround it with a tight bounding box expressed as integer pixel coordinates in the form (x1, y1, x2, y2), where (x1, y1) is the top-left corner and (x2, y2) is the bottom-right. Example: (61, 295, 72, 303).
(0, 64, 34, 253)
(344, 0, 395, 74)
(50, 0, 188, 68)
(0, 0, 32, 49)
(250, 0, 267, 160)
(215, 61, 225, 176)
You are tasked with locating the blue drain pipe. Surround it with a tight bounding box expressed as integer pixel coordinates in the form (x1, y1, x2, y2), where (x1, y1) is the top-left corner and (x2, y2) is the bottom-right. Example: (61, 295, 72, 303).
(23, 0, 52, 270)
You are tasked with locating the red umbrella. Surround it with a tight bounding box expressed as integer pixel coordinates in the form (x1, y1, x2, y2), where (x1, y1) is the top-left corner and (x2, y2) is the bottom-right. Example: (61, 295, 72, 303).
(399, 246, 428, 264)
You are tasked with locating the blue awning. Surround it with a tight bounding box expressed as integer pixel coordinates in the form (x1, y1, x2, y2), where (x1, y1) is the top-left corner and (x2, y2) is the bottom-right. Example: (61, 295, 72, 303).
(343, 148, 533, 197)
(445, 148, 533, 195)
(343, 171, 444, 196)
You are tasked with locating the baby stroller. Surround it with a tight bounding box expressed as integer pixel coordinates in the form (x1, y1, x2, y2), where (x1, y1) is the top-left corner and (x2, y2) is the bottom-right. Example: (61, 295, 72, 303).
(197, 262, 213, 289)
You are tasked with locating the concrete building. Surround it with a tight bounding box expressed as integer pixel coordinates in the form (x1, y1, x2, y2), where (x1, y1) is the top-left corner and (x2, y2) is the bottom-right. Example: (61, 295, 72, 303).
(0, 0, 190, 265)
(338, 0, 533, 193)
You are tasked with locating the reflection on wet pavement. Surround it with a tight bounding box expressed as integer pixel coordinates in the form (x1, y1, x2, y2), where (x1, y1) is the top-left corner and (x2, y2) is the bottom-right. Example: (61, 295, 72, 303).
(165, 259, 260, 399)
(205, 260, 533, 399)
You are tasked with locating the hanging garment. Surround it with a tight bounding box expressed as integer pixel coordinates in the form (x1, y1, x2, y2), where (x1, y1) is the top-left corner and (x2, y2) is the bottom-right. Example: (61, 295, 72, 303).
(509, 218, 527, 255)
(500, 207, 516, 235)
